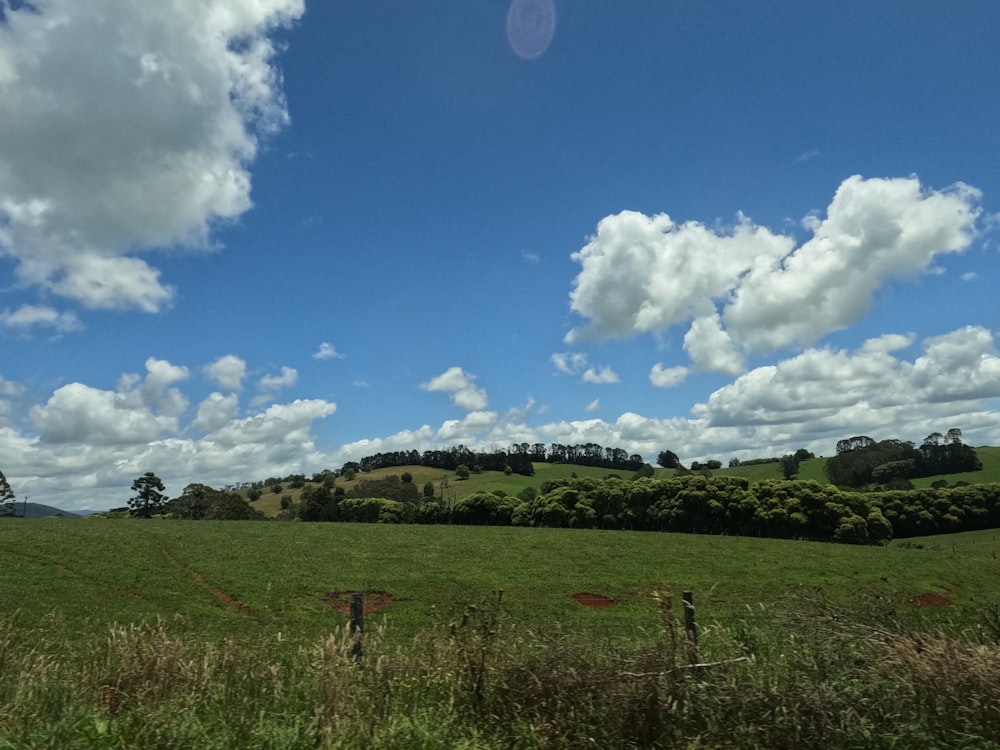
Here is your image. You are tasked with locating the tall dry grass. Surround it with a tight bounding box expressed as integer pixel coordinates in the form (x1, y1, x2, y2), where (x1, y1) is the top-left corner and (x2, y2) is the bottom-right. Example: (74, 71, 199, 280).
(1, 591, 999, 749)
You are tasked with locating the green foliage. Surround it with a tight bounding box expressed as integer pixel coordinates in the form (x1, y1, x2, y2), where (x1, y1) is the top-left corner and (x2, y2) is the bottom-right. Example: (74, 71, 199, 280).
(780, 454, 800, 479)
(656, 449, 681, 469)
(168, 484, 264, 521)
(455, 464, 470, 480)
(0, 469, 14, 504)
(128, 472, 166, 518)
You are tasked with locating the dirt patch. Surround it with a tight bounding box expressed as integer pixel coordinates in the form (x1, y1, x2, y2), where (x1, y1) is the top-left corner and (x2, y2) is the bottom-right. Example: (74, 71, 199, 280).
(163, 551, 257, 617)
(324, 590, 395, 614)
(572, 593, 617, 608)
(908, 592, 953, 608)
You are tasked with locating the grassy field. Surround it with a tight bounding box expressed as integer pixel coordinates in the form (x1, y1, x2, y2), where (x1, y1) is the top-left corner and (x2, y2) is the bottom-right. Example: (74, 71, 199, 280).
(4, 520, 1000, 748)
(4, 519, 999, 644)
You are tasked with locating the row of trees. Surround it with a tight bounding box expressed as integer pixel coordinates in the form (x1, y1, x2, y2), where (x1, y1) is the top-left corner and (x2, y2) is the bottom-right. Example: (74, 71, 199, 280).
(291, 471, 1000, 545)
(123, 473, 263, 520)
(825, 429, 981, 488)
(339, 442, 646, 478)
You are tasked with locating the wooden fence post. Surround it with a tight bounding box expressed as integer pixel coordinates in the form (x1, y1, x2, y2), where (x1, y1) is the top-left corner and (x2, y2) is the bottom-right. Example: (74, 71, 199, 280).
(682, 590, 698, 664)
(350, 593, 364, 664)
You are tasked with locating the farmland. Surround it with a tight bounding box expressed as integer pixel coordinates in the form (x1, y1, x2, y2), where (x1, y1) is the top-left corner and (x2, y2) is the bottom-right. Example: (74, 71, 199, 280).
(3, 519, 1000, 747)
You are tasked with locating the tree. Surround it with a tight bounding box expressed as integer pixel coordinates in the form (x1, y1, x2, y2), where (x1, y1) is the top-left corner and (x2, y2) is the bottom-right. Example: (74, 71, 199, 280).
(0, 469, 14, 504)
(129, 472, 166, 518)
(0, 470, 14, 517)
(422, 481, 436, 499)
(780, 454, 800, 480)
(455, 464, 470, 480)
(656, 450, 681, 469)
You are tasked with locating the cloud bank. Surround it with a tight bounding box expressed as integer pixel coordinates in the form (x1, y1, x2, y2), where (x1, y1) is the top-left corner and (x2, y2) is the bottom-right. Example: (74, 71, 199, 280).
(0, 325, 996, 511)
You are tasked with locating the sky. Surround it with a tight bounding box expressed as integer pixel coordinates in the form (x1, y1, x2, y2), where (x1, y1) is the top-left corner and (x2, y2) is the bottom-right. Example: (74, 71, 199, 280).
(1, 0, 999, 511)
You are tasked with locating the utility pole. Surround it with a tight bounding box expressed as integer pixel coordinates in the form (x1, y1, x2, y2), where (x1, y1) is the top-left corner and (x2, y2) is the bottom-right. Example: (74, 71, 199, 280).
(22, 495, 28, 518)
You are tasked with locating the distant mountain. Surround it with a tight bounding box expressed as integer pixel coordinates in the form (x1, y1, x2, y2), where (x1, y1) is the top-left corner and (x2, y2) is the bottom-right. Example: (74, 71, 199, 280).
(0, 502, 81, 519)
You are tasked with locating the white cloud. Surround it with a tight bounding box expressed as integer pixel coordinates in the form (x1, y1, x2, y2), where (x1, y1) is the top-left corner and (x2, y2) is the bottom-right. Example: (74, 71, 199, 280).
(421, 367, 488, 411)
(313, 342, 345, 360)
(566, 210, 792, 343)
(5, 327, 1000, 512)
(191, 392, 239, 433)
(582, 366, 620, 384)
(567, 176, 982, 372)
(30, 382, 175, 446)
(585, 399, 600, 412)
(205, 355, 246, 392)
(0, 305, 81, 333)
(550, 352, 589, 375)
(0, 0, 303, 312)
(551, 352, 619, 383)
(725, 177, 980, 352)
(682, 314, 745, 374)
(259, 366, 298, 392)
(649, 363, 688, 388)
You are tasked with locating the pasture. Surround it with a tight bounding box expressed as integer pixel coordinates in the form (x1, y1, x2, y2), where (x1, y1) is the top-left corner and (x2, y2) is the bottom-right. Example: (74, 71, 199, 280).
(3, 520, 1000, 748)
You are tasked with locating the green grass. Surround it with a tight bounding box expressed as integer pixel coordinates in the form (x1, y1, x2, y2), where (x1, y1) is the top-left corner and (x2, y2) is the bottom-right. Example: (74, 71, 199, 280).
(5, 520, 1000, 748)
(5, 519, 999, 646)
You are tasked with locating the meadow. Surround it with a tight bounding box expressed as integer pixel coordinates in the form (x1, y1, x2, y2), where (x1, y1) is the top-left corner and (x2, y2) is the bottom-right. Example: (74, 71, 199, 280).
(3, 519, 1000, 747)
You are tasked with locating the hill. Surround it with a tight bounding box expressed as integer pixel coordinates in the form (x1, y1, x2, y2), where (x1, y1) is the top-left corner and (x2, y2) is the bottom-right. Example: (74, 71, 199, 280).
(0, 501, 81, 519)
(242, 446, 1000, 519)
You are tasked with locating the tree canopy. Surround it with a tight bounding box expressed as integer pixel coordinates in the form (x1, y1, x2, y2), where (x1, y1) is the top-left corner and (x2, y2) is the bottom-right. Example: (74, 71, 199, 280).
(128, 472, 166, 518)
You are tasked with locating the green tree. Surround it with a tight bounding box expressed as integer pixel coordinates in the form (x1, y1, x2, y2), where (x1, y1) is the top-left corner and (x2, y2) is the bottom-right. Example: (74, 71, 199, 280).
(422, 481, 436, 499)
(455, 464, 470, 480)
(780, 454, 800, 480)
(656, 450, 681, 469)
(129, 472, 166, 518)
(0, 469, 14, 504)
(0, 469, 14, 516)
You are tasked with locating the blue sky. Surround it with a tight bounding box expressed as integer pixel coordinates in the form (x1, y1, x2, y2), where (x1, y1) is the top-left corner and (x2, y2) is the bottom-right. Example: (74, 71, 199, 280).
(1, 0, 999, 510)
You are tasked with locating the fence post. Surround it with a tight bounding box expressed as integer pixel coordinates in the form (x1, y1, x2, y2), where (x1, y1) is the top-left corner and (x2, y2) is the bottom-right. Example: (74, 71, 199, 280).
(350, 593, 364, 664)
(682, 590, 698, 664)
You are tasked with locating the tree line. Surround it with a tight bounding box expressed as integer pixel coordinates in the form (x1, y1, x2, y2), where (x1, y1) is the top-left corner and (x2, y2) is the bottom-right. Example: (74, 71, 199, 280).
(338, 442, 646, 478)
(289, 472, 1000, 545)
(825, 429, 981, 488)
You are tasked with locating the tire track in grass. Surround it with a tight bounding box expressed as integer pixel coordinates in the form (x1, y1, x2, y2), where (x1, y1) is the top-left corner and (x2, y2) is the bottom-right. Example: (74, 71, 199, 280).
(163, 551, 257, 617)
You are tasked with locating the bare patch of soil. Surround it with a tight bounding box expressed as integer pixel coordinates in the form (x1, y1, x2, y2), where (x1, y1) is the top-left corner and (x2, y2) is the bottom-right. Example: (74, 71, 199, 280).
(163, 551, 257, 617)
(324, 590, 395, 614)
(572, 593, 617, 608)
(908, 592, 953, 608)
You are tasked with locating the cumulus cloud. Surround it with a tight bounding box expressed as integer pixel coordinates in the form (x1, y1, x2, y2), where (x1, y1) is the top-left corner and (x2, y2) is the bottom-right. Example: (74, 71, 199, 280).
(8, 355, 335, 511)
(192, 392, 239, 433)
(4, 326, 1000, 511)
(0, 304, 81, 333)
(313, 342, 345, 360)
(421, 367, 488, 411)
(582, 366, 620, 384)
(29, 357, 190, 445)
(567, 176, 981, 372)
(204, 355, 246, 392)
(649, 363, 688, 388)
(259, 366, 298, 392)
(0, 0, 303, 312)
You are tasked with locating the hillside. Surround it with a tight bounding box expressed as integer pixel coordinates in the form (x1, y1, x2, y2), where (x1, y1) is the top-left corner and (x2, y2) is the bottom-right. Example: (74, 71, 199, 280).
(0, 501, 81, 519)
(242, 447, 1000, 520)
